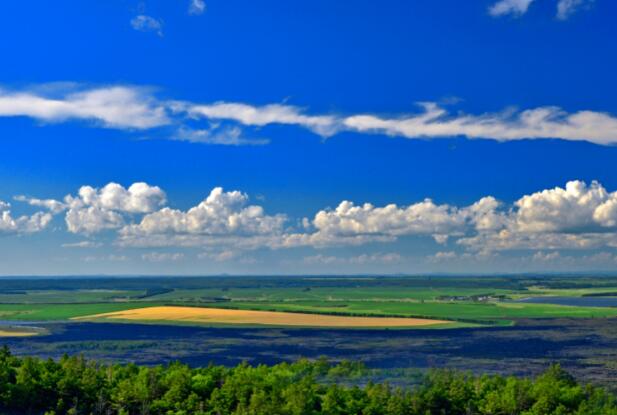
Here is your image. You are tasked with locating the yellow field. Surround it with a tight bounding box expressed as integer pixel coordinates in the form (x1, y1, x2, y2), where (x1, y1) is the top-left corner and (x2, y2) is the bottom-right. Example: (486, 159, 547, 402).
(0, 329, 38, 337)
(79, 306, 449, 328)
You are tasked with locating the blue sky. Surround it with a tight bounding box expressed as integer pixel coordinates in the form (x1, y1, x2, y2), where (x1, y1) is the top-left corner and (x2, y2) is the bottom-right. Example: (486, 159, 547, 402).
(1, 0, 617, 275)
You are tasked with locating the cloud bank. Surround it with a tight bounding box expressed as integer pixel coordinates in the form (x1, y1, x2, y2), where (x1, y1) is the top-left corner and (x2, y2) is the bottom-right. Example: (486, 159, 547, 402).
(10, 180, 617, 261)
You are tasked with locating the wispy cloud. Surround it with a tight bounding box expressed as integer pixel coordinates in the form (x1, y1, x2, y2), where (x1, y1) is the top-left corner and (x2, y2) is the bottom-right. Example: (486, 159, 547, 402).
(556, 0, 592, 19)
(303, 253, 402, 265)
(82, 254, 128, 262)
(343, 103, 617, 145)
(130, 15, 163, 37)
(1, 84, 616, 145)
(174, 126, 270, 146)
(0, 85, 168, 129)
(181, 101, 340, 137)
(188, 0, 206, 15)
(141, 252, 185, 262)
(489, 0, 594, 19)
(198, 250, 237, 262)
(489, 0, 535, 17)
(181, 100, 617, 145)
(61, 241, 103, 249)
(14, 195, 66, 214)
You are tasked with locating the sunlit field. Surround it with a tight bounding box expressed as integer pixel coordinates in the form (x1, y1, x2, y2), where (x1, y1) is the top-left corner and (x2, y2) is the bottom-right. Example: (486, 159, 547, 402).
(78, 305, 451, 328)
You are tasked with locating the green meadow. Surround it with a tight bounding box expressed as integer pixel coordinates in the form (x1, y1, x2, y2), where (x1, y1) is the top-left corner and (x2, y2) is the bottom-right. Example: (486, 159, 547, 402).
(0, 302, 162, 321)
(1, 276, 617, 326)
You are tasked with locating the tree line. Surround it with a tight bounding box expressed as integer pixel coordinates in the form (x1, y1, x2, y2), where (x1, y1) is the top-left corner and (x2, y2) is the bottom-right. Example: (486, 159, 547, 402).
(0, 347, 615, 414)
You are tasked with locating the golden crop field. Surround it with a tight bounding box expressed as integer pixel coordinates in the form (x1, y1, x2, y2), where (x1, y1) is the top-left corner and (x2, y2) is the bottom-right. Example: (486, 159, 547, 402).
(0, 329, 38, 337)
(79, 306, 450, 328)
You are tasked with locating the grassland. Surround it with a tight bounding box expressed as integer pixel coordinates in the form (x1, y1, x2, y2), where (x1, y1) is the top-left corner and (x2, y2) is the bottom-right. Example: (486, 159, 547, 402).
(207, 299, 617, 323)
(78, 305, 451, 328)
(2, 276, 617, 327)
(0, 289, 141, 304)
(0, 302, 161, 321)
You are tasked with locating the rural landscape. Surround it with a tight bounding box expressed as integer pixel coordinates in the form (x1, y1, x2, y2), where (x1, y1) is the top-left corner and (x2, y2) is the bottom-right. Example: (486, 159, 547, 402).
(3, 275, 617, 412)
(3, 276, 617, 382)
(2, 0, 617, 413)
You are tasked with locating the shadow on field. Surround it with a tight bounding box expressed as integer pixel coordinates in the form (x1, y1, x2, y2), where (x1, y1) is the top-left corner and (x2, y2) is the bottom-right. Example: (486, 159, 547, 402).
(3, 318, 617, 389)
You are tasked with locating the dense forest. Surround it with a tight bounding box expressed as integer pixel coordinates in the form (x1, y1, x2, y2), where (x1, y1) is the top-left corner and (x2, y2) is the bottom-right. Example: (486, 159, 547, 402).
(0, 347, 615, 415)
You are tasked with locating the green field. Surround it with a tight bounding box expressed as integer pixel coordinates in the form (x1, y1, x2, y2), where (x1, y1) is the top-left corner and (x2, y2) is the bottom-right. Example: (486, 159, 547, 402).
(209, 299, 617, 323)
(0, 302, 162, 321)
(1, 275, 617, 326)
(0, 289, 142, 304)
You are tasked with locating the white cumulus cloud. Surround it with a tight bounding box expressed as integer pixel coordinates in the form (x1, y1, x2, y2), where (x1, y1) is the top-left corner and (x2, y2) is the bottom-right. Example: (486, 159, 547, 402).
(64, 182, 166, 234)
(287, 180, 617, 253)
(14, 180, 617, 258)
(118, 187, 287, 248)
(513, 180, 617, 232)
(0, 201, 53, 235)
(290, 195, 507, 248)
(458, 181, 617, 252)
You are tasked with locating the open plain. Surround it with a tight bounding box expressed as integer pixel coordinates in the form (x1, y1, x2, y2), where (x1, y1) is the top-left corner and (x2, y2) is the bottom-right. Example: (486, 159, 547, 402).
(3, 275, 617, 390)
